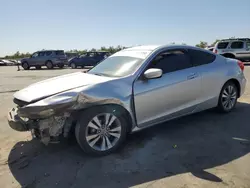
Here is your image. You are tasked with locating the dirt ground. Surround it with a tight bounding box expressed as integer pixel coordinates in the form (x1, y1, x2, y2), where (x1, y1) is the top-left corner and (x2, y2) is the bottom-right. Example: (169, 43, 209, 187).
(0, 66, 250, 188)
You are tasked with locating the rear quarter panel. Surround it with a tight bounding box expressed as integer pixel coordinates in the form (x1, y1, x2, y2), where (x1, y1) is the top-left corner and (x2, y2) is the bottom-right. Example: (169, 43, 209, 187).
(194, 55, 240, 111)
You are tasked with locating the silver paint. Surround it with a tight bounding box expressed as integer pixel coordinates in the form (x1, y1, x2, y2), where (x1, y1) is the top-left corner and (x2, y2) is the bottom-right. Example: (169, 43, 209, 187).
(11, 45, 247, 139)
(85, 113, 122, 151)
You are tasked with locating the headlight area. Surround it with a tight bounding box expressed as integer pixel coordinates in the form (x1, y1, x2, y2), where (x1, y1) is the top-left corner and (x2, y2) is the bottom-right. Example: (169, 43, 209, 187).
(16, 93, 79, 145)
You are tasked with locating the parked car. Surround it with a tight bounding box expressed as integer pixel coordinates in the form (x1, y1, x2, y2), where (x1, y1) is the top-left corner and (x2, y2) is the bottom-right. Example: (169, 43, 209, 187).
(0, 60, 7, 66)
(20, 50, 68, 70)
(65, 52, 79, 61)
(206, 47, 214, 52)
(7, 45, 246, 156)
(0, 59, 15, 66)
(213, 38, 250, 61)
(68, 51, 110, 69)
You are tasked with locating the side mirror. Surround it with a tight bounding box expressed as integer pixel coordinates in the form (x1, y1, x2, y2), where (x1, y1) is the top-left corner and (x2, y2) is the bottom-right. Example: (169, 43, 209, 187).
(144, 68, 162, 79)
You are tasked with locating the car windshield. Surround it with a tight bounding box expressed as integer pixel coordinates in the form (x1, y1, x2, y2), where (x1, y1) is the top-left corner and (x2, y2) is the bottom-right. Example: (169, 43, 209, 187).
(88, 56, 144, 77)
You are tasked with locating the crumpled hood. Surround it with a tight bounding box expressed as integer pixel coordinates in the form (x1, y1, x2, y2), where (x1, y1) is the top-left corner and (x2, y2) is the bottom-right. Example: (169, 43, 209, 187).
(14, 72, 113, 103)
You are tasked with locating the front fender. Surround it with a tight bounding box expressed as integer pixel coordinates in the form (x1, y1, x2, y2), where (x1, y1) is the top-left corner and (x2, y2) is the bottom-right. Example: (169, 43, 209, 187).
(71, 82, 136, 129)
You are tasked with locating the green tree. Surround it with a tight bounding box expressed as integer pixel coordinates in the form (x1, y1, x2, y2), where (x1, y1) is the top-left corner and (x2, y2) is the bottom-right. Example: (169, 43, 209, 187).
(90, 48, 96, 52)
(100, 46, 107, 51)
(211, 39, 220, 47)
(195, 41, 208, 48)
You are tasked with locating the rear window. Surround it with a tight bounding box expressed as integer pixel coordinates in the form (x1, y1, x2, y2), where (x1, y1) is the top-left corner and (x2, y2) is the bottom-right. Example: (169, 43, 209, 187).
(55, 50, 65, 55)
(188, 49, 216, 66)
(230, 41, 244, 49)
(217, 42, 229, 49)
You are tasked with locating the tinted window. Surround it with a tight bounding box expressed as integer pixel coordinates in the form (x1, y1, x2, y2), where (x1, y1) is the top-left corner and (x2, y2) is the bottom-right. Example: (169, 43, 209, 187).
(88, 53, 95, 57)
(38, 52, 45, 56)
(32, 52, 39, 58)
(45, 51, 52, 56)
(217, 42, 229, 49)
(246, 42, 250, 49)
(55, 50, 65, 55)
(150, 50, 192, 74)
(230, 41, 244, 49)
(188, 49, 216, 66)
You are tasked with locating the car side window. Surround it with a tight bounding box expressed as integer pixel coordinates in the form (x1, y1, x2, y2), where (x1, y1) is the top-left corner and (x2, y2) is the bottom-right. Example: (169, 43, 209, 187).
(217, 42, 229, 49)
(38, 52, 45, 57)
(230, 41, 244, 49)
(32, 52, 39, 58)
(246, 42, 250, 49)
(89, 53, 95, 57)
(188, 49, 216, 66)
(149, 50, 192, 74)
(45, 51, 52, 56)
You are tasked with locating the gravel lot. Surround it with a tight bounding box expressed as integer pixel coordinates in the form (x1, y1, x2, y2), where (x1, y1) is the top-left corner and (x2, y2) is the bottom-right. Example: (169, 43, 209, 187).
(0, 66, 250, 188)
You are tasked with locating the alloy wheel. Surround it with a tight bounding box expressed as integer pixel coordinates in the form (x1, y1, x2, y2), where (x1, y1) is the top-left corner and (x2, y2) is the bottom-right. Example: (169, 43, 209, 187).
(85, 113, 122, 151)
(22, 62, 29, 70)
(221, 85, 237, 110)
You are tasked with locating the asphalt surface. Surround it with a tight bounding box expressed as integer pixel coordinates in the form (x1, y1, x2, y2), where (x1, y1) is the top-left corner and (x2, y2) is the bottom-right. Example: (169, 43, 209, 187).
(0, 66, 250, 188)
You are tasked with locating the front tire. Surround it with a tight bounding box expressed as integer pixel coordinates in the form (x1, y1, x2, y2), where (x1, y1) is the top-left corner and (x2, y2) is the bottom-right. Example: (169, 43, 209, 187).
(75, 106, 128, 156)
(22, 62, 30, 70)
(70, 62, 76, 69)
(46, 61, 53, 69)
(217, 81, 238, 113)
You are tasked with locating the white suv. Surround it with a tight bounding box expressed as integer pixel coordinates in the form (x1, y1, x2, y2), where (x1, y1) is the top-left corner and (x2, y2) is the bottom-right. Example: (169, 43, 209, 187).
(213, 38, 250, 61)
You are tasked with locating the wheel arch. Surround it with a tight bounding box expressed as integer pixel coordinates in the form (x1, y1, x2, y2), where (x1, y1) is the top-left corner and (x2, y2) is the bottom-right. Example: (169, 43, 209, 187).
(222, 53, 236, 58)
(45, 59, 53, 64)
(21, 61, 29, 66)
(222, 78, 241, 98)
(72, 103, 134, 134)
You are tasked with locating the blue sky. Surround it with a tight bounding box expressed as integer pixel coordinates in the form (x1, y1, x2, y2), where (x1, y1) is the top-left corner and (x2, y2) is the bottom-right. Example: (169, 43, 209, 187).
(1, 0, 250, 56)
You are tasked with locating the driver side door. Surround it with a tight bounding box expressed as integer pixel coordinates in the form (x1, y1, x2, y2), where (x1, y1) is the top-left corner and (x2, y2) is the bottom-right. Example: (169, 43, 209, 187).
(29, 52, 39, 66)
(133, 49, 202, 128)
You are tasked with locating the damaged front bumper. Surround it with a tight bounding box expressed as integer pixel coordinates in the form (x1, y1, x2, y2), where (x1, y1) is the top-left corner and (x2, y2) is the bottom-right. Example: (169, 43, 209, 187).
(7, 108, 32, 132)
(7, 107, 73, 145)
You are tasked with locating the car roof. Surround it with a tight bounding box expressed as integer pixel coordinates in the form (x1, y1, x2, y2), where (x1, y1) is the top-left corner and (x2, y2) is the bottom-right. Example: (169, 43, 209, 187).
(37, 50, 64, 52)
(124, 44, 199, 52)
(124, 45, 161, 51)
(87, 51, 109, 53)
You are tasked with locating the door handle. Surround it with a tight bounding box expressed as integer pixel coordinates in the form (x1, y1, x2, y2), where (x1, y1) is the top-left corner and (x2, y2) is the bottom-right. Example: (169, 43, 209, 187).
(187, 73, 198, 80)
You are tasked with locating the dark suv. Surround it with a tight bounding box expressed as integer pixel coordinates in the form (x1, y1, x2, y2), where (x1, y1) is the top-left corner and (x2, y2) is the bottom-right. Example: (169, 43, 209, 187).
(68, 51, 110, 69)
(21, 50, 68, 70)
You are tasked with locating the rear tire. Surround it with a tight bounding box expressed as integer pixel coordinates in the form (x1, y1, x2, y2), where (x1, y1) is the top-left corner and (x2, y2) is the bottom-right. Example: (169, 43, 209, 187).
(22, 62, 30, 70)
(217, 81, 238, 113)
(75, 105, 128, 156)
(70, 63, 76, 69)
(46, 61, 53, 69)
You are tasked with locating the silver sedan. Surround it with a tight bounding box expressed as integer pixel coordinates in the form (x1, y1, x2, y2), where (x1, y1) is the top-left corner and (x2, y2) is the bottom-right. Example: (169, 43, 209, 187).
(7, 45, 246, 156)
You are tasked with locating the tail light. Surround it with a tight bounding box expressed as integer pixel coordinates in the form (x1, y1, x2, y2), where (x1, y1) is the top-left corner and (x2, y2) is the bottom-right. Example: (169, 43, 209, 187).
(237, 61, 244, 71)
